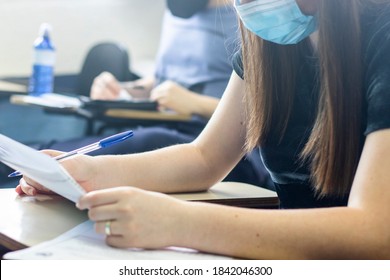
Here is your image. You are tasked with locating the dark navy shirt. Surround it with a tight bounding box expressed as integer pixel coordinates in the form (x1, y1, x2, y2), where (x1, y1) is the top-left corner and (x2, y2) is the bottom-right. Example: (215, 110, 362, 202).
(233, 4, 390, 208)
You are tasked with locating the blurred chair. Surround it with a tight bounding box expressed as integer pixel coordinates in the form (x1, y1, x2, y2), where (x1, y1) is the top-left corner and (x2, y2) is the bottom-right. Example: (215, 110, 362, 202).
(77, 41, 139, 96)
(75, 42, 141, 135)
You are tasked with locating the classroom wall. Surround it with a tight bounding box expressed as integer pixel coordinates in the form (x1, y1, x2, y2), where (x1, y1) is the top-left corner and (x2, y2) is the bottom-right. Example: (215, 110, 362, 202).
(0, 0, 165, 148)
(0, 0, 165, 77)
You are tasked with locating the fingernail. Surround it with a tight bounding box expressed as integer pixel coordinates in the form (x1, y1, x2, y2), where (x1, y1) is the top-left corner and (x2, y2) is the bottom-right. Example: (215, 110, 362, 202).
(76, 202, 85, 210)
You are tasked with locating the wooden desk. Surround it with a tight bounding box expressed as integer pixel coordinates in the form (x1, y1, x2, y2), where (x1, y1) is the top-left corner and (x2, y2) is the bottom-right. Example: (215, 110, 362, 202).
(0, 182, 278, 252)
(0, 190, 87, 251)
(171, 182, 278, 208)
(105, 108, 191, 122)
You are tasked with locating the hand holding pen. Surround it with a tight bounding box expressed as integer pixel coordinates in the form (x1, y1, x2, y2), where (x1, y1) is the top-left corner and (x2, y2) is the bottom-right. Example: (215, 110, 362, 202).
(90, 72, 152, 101)
(8, 130, 134, 178)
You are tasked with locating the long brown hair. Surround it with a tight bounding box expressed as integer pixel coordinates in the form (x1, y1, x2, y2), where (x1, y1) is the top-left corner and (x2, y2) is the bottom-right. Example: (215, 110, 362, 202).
(241, 0, 366, 197)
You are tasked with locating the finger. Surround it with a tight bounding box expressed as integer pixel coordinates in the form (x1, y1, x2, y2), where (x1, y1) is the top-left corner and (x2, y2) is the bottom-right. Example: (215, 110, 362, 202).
(93, 85, 117, 100)
(106, 85, 121, 99)
(90, 74, 119, 100)
(23, 176, 52, 194)
(90, 75, 105, 98)
(106, 235, 130, 248)
(77, 188, 123, 210)
(106, 232, 147, 249)
(88, 203, 121, 222)
(90, 82, 105, 100)
(95, 220, 122, 236)
(15, 184, 23, 195)
(19, 178, 37, 196)
(101, 72, 116, 85)
(101, 73, 121, 96)
(149, 89, 161, 101)
(150, 92, 168, 107)
(40, 149, 65, 158)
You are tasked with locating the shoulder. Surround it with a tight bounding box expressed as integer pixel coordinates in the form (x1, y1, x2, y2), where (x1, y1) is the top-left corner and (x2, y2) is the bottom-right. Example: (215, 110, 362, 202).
(361, 2, 390, 81)
(362, 3, 390, 135)
(361, 2, 390, 79)
(362, 3, 390, 55)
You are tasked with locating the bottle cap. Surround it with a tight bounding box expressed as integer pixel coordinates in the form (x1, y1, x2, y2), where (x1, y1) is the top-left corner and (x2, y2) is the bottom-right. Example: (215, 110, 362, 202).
(38, 23, 52, 37)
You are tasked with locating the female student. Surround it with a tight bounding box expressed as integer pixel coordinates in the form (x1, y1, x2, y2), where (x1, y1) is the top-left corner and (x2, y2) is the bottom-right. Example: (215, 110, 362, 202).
(17, 0, 390, 259)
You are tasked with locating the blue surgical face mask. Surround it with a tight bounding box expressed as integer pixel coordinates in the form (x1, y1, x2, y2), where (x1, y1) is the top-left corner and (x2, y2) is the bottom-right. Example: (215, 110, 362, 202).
(234, 0, 317, 45)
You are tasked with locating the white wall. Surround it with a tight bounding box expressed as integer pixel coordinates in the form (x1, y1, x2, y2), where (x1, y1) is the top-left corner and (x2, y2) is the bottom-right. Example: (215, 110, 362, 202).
(0, 0, 165, 77)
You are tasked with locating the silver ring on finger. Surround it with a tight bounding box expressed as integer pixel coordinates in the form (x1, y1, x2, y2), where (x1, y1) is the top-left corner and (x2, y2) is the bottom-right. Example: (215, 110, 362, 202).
(105, 220, 112, 236)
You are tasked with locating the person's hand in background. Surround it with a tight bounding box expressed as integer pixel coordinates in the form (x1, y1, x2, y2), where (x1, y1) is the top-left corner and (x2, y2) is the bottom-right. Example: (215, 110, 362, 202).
(90, 72, 154, 100)
(151, 80, 219, 118)
(90, 72, 122, 100)
(150, 81, 198, 115)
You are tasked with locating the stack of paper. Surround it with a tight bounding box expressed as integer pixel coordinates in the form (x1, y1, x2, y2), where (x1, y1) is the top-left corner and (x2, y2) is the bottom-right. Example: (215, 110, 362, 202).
(4, 220, 231, 260)
(10, 93, 82, 109)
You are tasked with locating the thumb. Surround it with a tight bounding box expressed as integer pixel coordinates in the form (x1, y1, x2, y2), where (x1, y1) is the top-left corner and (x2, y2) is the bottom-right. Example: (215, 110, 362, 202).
(40, 149, 66, 158)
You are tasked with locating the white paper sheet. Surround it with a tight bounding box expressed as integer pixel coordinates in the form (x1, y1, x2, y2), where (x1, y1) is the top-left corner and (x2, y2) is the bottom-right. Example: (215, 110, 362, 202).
(4, 220, 231, 260)
(0, 134, 85, 202)
(19, 93, 82, 109)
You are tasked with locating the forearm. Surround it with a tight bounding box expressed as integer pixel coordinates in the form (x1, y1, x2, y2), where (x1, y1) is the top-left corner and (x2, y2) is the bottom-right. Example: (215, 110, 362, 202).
(92, 78, 246, 192)
(92, 143, 225, 193)
(189, 94, 219, 119)
(175, 203, 389, 259)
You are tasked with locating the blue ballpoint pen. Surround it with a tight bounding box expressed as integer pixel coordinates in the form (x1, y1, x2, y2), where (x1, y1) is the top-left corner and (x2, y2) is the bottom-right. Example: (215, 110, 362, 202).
(8, 130, 134, 178)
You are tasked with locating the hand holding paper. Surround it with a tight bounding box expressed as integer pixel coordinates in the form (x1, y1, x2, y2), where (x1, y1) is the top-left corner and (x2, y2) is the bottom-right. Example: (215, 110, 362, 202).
(0, 134, 85, 202)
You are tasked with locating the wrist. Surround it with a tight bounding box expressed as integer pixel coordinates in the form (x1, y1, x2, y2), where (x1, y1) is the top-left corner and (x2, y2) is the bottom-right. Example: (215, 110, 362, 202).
(170, 201, 212, 248)
(186, 91, 201, 115)
(91, 155, 120, 189)
(167, 200, 198, 247)
(188, 94, 219, 118)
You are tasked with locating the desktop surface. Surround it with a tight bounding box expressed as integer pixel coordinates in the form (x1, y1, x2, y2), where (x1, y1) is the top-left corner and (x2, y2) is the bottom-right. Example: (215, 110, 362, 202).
(0, 182, 278, 255)
(0, 189, 87, 251)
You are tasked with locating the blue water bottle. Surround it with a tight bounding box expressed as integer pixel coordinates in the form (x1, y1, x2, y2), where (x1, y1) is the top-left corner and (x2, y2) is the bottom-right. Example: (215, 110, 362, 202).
(28, 23, 56, 96)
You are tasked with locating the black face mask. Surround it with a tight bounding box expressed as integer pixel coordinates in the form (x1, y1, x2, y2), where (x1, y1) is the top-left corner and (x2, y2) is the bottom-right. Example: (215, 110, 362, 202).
(167, 0, 209, 19)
